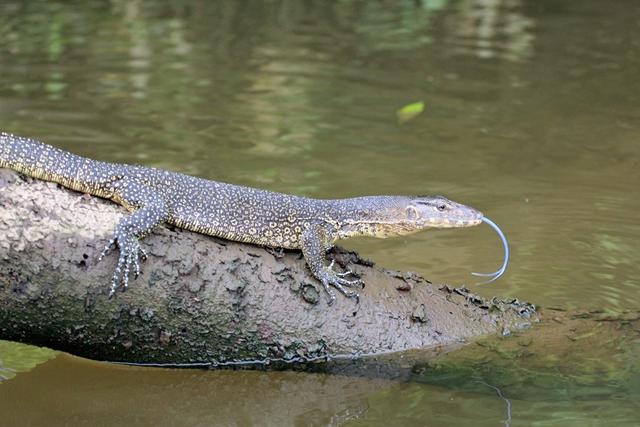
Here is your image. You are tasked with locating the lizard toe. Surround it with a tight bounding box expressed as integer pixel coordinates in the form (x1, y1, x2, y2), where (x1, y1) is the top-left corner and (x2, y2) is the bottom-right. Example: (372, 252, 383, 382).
(319, 270, 362, 301)
(104, 233, 147, 295)
(332, 281, 359, 299)
(319, 278, 337, 305)
(98, 237, 116, 261)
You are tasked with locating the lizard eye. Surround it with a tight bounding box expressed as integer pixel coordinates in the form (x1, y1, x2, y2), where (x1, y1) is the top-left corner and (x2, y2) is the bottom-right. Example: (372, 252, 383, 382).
(437, 204, 447, 211)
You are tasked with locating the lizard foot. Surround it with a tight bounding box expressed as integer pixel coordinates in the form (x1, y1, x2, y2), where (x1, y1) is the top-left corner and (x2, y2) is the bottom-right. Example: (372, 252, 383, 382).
(327, 259, 360, 279)
(318, 269, 363, 305)
(99, 231, 147, 296)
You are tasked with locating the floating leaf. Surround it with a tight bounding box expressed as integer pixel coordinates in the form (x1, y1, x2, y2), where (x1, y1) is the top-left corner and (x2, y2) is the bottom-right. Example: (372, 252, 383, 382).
(397, 101, 425, 124)
(0, 340, 57, 381)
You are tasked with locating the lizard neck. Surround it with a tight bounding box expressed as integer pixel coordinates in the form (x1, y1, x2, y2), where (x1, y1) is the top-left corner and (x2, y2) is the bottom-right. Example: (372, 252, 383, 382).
(321, 197, 420, 239)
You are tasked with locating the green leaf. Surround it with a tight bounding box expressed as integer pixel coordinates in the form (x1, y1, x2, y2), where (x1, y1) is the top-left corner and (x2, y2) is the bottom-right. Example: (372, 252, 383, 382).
(0, 340, 57, 381)
(397, 101, 425, 124)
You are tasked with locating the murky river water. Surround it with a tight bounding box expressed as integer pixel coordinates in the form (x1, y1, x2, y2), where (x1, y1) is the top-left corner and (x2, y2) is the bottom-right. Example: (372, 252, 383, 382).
(1, 0, 639, 425)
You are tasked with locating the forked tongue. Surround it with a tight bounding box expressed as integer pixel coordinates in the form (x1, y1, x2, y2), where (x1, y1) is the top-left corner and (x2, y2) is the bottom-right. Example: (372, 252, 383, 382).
(471, 216, 509, 284)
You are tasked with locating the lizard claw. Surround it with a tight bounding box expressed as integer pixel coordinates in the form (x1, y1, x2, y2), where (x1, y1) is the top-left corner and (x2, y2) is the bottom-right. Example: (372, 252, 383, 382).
(327, 259, 358, 278)
(319, 269, 362, 303)
(101, 230, 147, 296)
(324, 288, 336, 306)
(98, 237, 116, 261)
(335, 270, 353, 277)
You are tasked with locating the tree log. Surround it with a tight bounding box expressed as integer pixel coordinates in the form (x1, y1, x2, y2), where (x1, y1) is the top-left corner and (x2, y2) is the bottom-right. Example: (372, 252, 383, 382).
(0, 170, 536, 365)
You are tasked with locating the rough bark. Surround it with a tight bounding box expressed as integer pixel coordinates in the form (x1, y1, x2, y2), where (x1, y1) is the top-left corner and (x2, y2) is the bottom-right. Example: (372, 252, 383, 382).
(0, 170, 536, 365)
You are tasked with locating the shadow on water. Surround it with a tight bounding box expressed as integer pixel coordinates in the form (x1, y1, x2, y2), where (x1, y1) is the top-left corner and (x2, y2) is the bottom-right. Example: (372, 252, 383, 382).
(1, 308, 638, 426)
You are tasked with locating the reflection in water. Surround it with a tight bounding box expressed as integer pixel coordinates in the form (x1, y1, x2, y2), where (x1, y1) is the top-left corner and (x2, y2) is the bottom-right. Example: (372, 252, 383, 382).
(477, 381, 512, 427)
(1, 0, 640, 425)
(4, 316, 636, 427)
(445, 0, 535, 61)
(0, 354, 380, 426)
(122, 0, 152, 99)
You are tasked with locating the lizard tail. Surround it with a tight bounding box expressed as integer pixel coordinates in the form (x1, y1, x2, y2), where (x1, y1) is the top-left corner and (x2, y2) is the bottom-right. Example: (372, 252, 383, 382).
(0, 132, 121, 195)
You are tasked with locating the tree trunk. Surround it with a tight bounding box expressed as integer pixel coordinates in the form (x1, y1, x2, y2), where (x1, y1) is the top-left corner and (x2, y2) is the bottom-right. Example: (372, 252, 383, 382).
(0, 170, 536, 366)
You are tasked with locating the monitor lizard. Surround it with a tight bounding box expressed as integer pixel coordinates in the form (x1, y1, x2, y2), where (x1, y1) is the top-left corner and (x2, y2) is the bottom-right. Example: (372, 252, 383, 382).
(0, 132, 483, 303)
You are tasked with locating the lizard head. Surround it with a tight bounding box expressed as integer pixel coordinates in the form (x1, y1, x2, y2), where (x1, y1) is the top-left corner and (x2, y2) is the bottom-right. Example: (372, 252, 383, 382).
(404, 195, 483, 229)
(341, 195, 483, 239)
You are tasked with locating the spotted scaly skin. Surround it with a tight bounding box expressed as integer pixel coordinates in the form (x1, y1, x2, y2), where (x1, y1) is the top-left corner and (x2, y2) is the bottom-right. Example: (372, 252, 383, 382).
(0, 132, 483, 302)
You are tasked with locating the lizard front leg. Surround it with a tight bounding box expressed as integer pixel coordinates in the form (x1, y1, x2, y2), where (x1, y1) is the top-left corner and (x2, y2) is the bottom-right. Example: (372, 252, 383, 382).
(98, 179, 169, 295)
(301, 224, 361, 304)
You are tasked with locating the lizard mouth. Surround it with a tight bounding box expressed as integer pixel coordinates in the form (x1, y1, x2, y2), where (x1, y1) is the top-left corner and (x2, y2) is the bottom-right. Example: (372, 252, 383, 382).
(465, 217, 483, 226)
(424, 217, 483, 228)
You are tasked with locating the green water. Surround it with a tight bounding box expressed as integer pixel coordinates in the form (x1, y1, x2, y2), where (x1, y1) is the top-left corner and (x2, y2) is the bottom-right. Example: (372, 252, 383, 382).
(1, 0, 639, 425)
